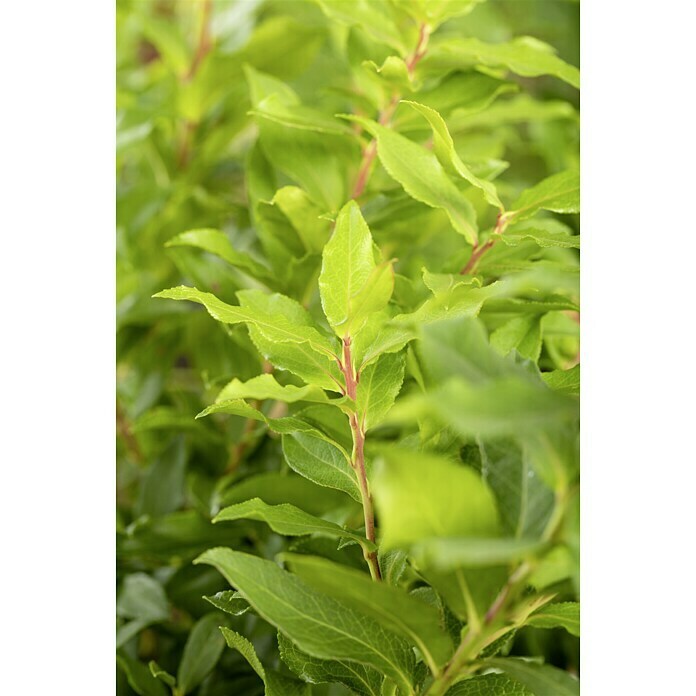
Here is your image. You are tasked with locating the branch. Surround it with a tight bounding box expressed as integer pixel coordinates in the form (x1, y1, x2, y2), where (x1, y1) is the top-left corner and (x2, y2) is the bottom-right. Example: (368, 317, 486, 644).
(340, 336, 381, 581)
(350, 23, 431, 199)
(460, 212, 509, 275)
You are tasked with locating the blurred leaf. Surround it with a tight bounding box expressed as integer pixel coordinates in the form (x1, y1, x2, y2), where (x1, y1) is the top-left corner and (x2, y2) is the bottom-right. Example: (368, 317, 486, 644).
(527, 602, 580, 637)
(426, 36, 580, 88)
(373, 448, 499, 550)
(486, 658, 579, 696)
(177, 612, 228, 694)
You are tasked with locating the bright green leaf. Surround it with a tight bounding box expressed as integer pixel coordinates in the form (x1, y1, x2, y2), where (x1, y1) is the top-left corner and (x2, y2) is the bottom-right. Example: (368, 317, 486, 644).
(344, 116, 479, 245)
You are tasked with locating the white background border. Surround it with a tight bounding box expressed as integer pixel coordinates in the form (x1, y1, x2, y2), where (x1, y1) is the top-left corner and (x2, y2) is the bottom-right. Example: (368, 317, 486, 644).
(1, 0, 695, 692)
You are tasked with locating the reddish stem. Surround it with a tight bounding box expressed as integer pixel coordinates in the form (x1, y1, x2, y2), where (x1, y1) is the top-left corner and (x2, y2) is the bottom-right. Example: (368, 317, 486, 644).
(350, 23, 431, 200)
(341, 337, 381, 581)
(460, 212, 508, 275)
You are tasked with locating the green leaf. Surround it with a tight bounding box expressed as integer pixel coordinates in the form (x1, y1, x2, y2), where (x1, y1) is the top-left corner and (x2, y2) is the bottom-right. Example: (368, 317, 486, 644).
(486, 658, 579, 696)
(506, 170, 580, 223)
(402, 101, 502, 209)
(217, 471, 353, 516)
(373, 448, 499, 550)
(426, 36, 580, 89)
(148, 662, 176, 688)
(215, 374, 335, 406)
(356, 351, 406, 431)
(204, 590, 250, 617)
(479, 440, 555, 539)
(246, 66, 357, 210)
(542, 365, 580, 396)
(270, 186, 331, 254)
(154, 287, 336, 358)
(282, 553, 454, 673)
(165, 229, 272, 280)
(221, 627, 311, 696)
(344, 116, 479, 245)
(319, 201, 394, 338)
(404, 377, 578, 439)
(410, 537, 544, 571)
(177, 612, 228, 694)
(238, 289, 344, 391)
(400, 0, 483, 28)
(154, 286, 343, 391)
(498, 227, 580, 249)
(197, 549, 416, 693)
(117, 654, 168, 696)
(282, 431, 360, 502)
(117, 573, 169, 623)
(278, 631, 383, 696)
(213, 498, 375, 550)
(251, 93, 354, 135)
(220, 627, 265, 680)
(445, 673, 533, 695)
(490, 316, 542, 362)
(314, 0, 408, 54)
(526, 602, 580, 637)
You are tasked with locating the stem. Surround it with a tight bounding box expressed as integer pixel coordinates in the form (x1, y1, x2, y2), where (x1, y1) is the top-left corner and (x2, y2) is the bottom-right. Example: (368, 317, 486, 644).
(425, 562, 531, 695)
(350, 22, 431, 199)
(341, 336, 381, 581)
(460, 212, 508, 275)
(176, 0, 213, 168)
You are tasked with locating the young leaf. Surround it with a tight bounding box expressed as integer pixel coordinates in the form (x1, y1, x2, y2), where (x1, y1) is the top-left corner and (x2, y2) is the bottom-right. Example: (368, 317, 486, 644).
(372, 448, 499, 550)
(197, 549, 416, 693)
(344, 116, 479, 245)
(319, 201, 394, 337)
(526, 602, 580, 637)
(356, 351, 406, 431)
(486, 658, 580, 696)
(278, 631, 383, 696)
(425, 36, 580, 88)
(177, 612, 228, 694)
(204, 590, 250, 617)
(215, 374, 335, 406)
(506, 170, 580, 223)
(148, 662, 176, 688)
(281, 553, 454, 673)
(282, 431, 361, 502)
(402, 101, 503, 209)
(213, 498, 375, 551)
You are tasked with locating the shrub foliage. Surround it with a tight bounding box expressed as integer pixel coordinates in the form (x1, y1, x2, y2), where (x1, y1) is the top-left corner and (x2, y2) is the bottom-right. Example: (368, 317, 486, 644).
(117, 1, 579, 694)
